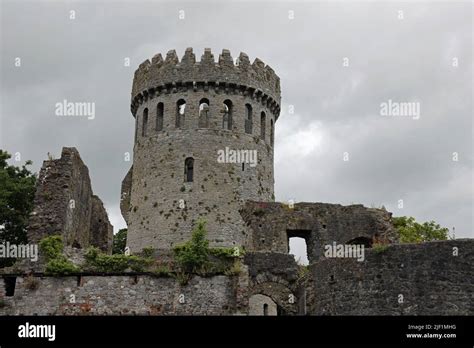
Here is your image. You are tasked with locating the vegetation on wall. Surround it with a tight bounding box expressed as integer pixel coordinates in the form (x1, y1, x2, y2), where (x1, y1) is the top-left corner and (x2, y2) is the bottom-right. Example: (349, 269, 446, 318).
(84, 246, 152, 273)
(172, 219, 244, 283)
(39, 235, 79, 275)
(393, 216, 449, 243)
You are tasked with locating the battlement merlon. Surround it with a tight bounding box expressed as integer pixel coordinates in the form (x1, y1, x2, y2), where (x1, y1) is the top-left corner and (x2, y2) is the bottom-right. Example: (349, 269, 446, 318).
(130, 48, 281, 118)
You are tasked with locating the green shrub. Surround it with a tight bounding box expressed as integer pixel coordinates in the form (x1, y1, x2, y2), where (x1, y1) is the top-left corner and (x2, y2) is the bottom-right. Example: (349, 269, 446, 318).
(45, 257, 79, 275)
(209, 246, 244, 258)
(372, 243, 389, 254)
(142, 247, 155, 258)
(174, 271, 191, 286)
(173, 219, 209, 273)
(151, 265, 172, 277)
(39, 235, 80, 275)
(39, 235, 64, 260)
(224, 260, 242, 276)
(84, 247, 152, 273)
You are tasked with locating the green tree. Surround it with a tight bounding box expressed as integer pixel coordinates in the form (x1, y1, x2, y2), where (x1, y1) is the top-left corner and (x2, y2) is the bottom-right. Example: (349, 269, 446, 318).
(0, 150, 36, 267)
(393, 216, 449, 243)
(112, 228, 127, 254)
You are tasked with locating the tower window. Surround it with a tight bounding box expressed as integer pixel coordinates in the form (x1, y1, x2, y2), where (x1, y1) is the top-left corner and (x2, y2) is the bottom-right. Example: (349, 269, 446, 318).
(156, 102, 164, 131)
(263, 303, 269, 316)
(142, 108, 148, 137)
(222, 100, 233, 130)
(184, 157, 194, 182)
(198, 98, 210, 128)
(245, 104, 253, 134)
(260, 112, 266, 140)
(270, 119, 274, 147)
(176, 99, 186, 128)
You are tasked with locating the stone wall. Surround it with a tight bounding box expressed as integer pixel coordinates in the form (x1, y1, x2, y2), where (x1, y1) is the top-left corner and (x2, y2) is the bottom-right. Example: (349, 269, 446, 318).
(27, 147, 113, 253)
(124, 48, 280, 253)
(240, 201, 397, 262)
(89, 196, 113, 253)
(244, 252, 300, 315)
(307, 239, 474, 315)
(1, 241, 472, 315)
(0, 274, 235, 315)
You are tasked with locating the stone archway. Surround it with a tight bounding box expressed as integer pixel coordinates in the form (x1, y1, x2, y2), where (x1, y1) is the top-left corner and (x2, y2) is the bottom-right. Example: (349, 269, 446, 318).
(249, 294, 278, 316)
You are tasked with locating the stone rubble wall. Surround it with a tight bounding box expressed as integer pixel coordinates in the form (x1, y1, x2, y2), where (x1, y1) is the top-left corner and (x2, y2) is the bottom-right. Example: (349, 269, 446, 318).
(27, 147, 113, 253)
(307, 239, 474, 315)
(0, 274, 235, 315)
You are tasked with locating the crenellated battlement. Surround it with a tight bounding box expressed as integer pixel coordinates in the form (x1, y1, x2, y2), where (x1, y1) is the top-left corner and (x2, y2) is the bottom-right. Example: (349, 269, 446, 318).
(131, 48, 281, 117)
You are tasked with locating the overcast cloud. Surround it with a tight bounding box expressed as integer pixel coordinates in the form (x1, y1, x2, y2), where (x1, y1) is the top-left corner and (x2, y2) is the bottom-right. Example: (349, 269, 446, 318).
(1, 0, 472, 240)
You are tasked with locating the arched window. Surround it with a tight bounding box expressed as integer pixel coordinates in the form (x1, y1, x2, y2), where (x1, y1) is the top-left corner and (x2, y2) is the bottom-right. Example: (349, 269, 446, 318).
(198, 98, 210, 128)
(245, 104, 253, 134)
(156, 102, 164, 131)
(184, 157, 194, 182)
(222, 100, 232, 130)
(263, 303, 269, 316)
(142, 108, 148, 137)
(270, 119, 274, 147)
(176, 99, 186, 128)
(260, 112, 266, 140)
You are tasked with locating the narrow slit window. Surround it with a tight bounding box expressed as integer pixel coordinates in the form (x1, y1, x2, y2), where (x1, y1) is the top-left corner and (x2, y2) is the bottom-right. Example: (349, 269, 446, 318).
(184, 157, 194, 182)
(260, 112, 266, 140)
(270, 119, 274, 147)
(142, 108, 148, 137)
(156, 102, 164, 131)
(245, 104, 253, 134)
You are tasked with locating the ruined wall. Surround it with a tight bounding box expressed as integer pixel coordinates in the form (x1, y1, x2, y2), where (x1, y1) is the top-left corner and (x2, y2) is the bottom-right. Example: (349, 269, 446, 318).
(1, 242, 472, 316)
(307, 240, 474, 315)
(27, 147, 113, 253)
(240, 201, 397, 262)
(125, 48, 281, 253)
(0, 274, 235, 315)
(89, 196, 113, 253)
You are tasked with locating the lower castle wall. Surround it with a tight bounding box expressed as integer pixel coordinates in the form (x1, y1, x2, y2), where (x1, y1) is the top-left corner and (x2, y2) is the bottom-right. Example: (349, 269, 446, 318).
(308, 240, 474, 315)
(1, 241, 472, 316)
(0, 275, 236, 315)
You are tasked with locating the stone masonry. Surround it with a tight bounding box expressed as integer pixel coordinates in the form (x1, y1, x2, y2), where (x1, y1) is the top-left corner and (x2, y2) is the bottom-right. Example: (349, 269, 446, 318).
(27, 147, 113, 253)
(123, 48, 280, 253)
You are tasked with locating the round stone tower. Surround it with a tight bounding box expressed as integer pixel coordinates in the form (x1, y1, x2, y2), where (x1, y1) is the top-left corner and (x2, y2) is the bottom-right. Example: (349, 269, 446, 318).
(121, 48, 281, 253)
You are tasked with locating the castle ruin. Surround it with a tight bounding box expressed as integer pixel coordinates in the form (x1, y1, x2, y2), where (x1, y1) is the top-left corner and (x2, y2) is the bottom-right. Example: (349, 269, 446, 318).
(0, 49, 472, 316)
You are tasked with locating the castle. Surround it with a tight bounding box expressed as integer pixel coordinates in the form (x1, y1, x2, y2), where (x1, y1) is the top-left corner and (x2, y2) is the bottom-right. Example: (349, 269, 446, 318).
(0, 49, 472, 316)
(122, 47, 279, 253)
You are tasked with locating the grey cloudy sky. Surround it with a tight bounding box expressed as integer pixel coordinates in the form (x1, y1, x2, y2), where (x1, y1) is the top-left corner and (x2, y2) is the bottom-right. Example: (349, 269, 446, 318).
(1, 0, 472, 240)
